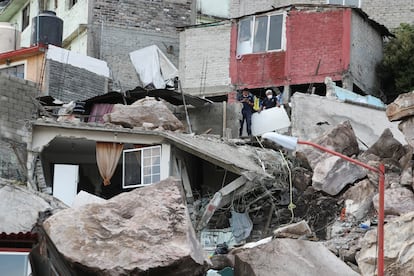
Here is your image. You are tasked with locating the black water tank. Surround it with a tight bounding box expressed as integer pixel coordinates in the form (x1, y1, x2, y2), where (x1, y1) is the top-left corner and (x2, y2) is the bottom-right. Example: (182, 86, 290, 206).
(31, 11, 63, 47)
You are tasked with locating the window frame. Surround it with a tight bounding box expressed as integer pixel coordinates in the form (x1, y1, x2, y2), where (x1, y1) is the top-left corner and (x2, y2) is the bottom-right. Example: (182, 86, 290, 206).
(21, 4, 30, 31)
(122, 145, 161, 189)
(236, 12, 286, 56)
(327, 0, 361, 8)
(0, 251, 32, 276)
(68, 0, 78, 9)
(0, 61, 26, 79)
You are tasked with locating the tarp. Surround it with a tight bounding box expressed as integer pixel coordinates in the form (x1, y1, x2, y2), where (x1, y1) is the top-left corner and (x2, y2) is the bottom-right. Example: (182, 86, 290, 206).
(129, 45, 178, 89)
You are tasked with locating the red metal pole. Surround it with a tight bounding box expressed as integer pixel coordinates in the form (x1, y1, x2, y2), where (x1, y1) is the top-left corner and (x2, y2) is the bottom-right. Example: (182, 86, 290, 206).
(297, 139, 385, 275)
(378, 163, 385, 276)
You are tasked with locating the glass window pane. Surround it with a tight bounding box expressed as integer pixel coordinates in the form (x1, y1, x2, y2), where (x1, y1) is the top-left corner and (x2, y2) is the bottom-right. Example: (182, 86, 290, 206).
(143, 176, 151, 184)
(345, 0, 359, 7)
(153, 165, 160, 174)
(143, 157, 152, 166)
(328, 0, 342, 4)
(143, 166, 151, 175)
(153, 174, 160, 183)
(253, 16, 268, 53)
(238, 18, 252, 42)
(0, 253, 29, 276)
(152, 147, 160, 156)
(123, 151, 141, 186)
(268, 15, 283, 50)
(152, 156, 160, 165)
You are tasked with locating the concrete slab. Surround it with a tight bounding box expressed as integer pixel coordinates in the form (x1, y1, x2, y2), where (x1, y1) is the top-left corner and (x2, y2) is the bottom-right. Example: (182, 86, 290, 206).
(291, 93, 406, 149)
(251, 106, 291, 136)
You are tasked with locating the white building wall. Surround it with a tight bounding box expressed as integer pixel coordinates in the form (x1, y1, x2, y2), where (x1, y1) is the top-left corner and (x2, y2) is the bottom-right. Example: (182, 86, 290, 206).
(179, 22, 232, 96)
(197, 0, 230, 18)
(4, 0, 88, 52)
(350, 10, 383, 96)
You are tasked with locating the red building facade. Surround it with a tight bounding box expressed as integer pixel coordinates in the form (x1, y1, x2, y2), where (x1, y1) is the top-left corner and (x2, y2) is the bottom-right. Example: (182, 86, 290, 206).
(229, 5, 385, 94)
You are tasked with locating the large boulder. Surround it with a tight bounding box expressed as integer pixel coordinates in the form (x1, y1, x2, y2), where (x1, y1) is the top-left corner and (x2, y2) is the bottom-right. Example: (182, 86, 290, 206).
(43, 178, 209, 276)
(296, 121, 360, 170)
(104, 97, 184, 131)
(234, 238, 359, 276)
(364, 128, 406, 162)
(342, 179, 376, 221)
(312, 155, 366, 195)
(372, 187, 414, 216)
(386, 91, 414, 121)
(0, 180, 66, 233)
(357, 211, 414, 275)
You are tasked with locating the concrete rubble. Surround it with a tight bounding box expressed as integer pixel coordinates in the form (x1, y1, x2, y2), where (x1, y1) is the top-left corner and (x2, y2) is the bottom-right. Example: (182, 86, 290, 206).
(43, 178, 209, 275)
(103, 97, 185, 131)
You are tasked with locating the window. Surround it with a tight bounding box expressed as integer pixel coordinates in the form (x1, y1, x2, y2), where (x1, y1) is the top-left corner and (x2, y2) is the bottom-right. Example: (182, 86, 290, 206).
(21, 4, 30, 31)
(327, 0, 361, 7)
(122, 145, 161, 188)
(0, 64, 25, 79)
(69, 0, 78, 9)
(0, 252, 32, 276)
(237, 14, 284, 56)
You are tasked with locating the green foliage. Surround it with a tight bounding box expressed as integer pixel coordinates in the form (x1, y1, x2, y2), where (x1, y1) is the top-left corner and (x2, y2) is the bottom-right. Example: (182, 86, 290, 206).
(378, 23, 414, 102)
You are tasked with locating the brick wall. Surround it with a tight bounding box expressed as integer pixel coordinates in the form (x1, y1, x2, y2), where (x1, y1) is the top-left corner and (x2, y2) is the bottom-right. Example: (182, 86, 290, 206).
(90, 0, 193, 91)
(350, 10, 383, 95)
(0, 74, 37, 181)
(46, 59, 108, 102)
(179, 22, 232, 96)
(229, 0, 413, 30)
(95, 25, 180, 91)
(286, 9, 349, 85)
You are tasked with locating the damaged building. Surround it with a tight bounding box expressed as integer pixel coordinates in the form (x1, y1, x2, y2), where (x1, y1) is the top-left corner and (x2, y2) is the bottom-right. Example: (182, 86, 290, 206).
(179, 4, 391, 100)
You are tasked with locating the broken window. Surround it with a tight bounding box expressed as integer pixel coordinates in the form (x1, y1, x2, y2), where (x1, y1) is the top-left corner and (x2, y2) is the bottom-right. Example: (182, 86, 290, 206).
(22, 4, 30, 31)
(122, 145, 161, 188)
(237, 13, 284, 56)
(0, 64, 25, 79)
(327, 0, 361, 7)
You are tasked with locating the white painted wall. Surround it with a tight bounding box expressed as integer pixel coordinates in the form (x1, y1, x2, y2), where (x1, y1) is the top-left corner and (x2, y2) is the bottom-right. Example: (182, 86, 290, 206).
(197, 0, 230, 18)
(67, 29, 88, 55)
(5, 0, 88, 51)
(47, 44, 110, 77)
(350, 10, 383, 96)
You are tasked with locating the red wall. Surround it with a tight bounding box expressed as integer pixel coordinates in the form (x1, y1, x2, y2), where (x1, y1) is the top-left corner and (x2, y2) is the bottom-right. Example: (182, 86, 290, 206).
(229, 8, 351, 89)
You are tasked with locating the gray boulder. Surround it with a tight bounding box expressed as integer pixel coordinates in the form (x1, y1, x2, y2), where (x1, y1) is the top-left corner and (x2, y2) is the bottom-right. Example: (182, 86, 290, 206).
(104, 97, 184, 131)
(312, 155, 366, 196)
(0, 180, 66, 233)
(373, 187, 414, 216)
(357, 211, 414, 275)
(234, 238, 359, 276)
(43, 178, 209, 276)
(342, 179, 376, 221)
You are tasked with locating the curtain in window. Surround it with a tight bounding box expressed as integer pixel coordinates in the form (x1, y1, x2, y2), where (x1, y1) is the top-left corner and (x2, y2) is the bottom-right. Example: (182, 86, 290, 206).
(96, 142, 123, 186)
(88, 103, 114, 123)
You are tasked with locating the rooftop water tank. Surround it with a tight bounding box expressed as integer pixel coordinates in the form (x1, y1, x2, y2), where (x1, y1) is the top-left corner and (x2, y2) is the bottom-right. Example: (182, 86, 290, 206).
(0, 22, 21, 54)
(31, 11, 63, 47)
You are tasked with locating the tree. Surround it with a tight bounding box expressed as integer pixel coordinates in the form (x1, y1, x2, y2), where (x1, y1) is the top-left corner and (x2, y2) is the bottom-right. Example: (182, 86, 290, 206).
(377, 23, 414, 102)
